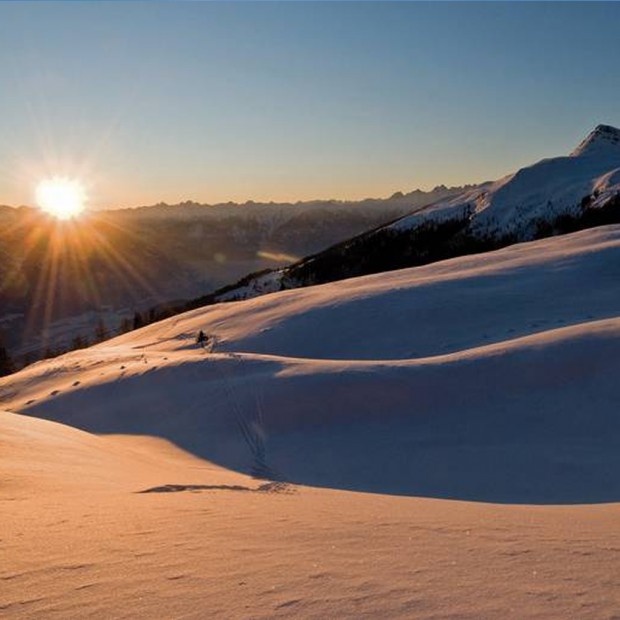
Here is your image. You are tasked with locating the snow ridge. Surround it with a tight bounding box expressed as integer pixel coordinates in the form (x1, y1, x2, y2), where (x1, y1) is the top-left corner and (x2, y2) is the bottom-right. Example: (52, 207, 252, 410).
(392, 124, 620, 239)
(571, 123, 620, 157)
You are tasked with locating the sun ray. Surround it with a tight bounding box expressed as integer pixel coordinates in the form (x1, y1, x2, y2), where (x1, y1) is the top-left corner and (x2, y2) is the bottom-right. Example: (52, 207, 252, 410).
(84, 224, 164, 303)
(23, 227, 62, 350)
(15, 204, 182, 357)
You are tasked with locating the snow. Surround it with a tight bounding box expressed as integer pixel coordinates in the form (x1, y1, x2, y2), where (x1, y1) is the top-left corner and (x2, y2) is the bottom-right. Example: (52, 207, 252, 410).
(216, 270, 284, 302)
(3, 224, 620, 617)
(571, 124, 620, 157)
(390, 124, 620, 239)
(3, 409, 620, 619)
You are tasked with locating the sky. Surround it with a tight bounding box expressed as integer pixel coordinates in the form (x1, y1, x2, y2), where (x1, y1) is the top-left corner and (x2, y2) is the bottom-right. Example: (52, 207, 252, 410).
(1, 1, 620, 209)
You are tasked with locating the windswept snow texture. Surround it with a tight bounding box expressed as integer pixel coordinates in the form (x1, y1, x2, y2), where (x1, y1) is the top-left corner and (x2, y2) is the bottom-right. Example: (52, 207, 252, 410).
(3, 226, 620, 503)
(390, 124, 620, 239)
(4, 409, 620, 620)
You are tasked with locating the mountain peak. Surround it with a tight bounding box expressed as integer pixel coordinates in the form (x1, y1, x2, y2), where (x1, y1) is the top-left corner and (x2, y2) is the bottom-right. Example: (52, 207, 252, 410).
(571, 124, 620, 157)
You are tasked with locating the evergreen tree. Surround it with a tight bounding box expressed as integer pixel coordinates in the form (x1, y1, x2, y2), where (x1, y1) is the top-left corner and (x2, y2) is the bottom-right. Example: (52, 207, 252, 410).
(94, 318, 107, 343)
(42, 346, 57, 360)
(0, 343, 14, 376)
(71, 334, 88, 350)
(133, 311, 144, 330)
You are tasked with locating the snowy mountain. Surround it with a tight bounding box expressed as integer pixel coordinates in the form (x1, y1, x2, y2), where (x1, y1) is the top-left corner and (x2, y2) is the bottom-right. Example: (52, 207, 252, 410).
(196, 125, 620, 303)
(571, 123, 620, 156)
(392, 123, 620, 239)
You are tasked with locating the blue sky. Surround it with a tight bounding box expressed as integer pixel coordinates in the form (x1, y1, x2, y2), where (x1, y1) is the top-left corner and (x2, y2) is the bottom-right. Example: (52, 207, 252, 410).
(1, 2, 620, 208)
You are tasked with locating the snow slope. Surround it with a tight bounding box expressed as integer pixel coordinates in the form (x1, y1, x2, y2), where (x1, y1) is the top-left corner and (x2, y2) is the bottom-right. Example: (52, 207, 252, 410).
(391, 124, 620, 238)
(3, 225, 620, 618)
(3, 409, 619, 619)
(3, 225, 620, 504)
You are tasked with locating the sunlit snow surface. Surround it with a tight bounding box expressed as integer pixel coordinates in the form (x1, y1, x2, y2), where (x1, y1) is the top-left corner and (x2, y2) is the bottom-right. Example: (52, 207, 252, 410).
(3, 225, 620, 619)
(3, 225, 620, 503)
(390, 124, 620, 239)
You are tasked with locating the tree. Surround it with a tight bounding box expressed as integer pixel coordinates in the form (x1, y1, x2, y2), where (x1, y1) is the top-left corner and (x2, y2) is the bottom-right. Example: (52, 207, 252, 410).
(20, 352, 34, 368)
(196, 330, 207, 348)
(118, 317, 132, 334)
(71, 334, 88, 350)
(94, 318, 107, 343)
(0, 343, 14, 376)
(133, 311, 144, 330)
(42, 346, 58, 360)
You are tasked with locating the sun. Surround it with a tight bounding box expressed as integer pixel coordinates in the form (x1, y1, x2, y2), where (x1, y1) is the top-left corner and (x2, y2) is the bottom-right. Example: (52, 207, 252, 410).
(36, 177, 86, 220)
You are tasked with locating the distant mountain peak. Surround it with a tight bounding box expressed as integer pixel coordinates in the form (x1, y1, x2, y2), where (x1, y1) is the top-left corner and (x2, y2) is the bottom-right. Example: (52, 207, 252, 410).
(571, 124, 620, 157)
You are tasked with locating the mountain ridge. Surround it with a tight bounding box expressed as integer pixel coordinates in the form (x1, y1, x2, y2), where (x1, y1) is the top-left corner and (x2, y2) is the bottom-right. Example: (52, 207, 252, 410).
(184, 124, 620, 306)
(571, 123, 620, 157)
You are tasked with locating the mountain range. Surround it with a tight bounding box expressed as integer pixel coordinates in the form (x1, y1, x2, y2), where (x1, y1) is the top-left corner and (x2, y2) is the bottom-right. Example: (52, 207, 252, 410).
(194, 124, 620, 303)
(0, 185, 468, 361)
(3, 124, 620, 363)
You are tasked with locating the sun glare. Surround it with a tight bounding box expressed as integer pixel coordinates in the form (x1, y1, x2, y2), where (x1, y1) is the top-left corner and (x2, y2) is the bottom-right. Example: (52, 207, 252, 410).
(36, 177, 86, 220)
